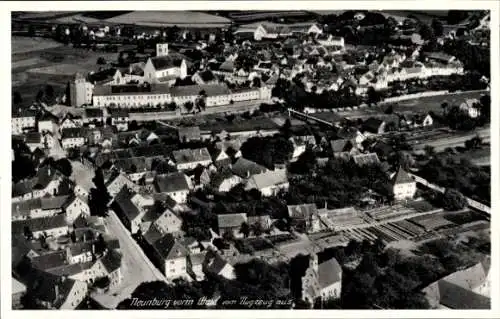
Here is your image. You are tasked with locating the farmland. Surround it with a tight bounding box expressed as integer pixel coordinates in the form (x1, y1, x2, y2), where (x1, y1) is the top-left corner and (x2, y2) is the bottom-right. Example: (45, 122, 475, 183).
(12, 36, 118, 106)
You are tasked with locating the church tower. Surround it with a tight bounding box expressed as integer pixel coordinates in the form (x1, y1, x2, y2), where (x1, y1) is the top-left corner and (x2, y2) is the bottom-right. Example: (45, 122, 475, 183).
(70, 72, 87, 107)
(156, 43, 169, 57)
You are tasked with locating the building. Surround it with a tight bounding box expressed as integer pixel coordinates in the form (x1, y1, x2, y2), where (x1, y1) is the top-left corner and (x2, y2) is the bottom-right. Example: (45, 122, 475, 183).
(24, 272, 88, 309)
(391, 167, 416, 200)
(187, 252, 206, 281)
(352, 153, 380, 166)
(93, 84, 171, 108)
(61, 128, 86, 149)
(152, 207, 183, 235)
(38, 112, 58, 134)
(63, 194, 90, 223)
(231, 157, 268, 179)
(153, 172, 191, 204)
(171, 84, 231, 107)
(330, 139, 358, 160)
(203, 250, 236, 280)
(111, 186, 147, 234)
(217, 213, 247, 238)
(12, 109, 36, 135)
(146, 233, 190, 281)
(12, 277, 27, 309)
(172, 148, 212, 170)
(12, 214, 69, 239)
(84, 108, 104, 125)
(108, 108, 130, 131)
(422, 258, 490, 309)
(12, 166, 65, 203)
(288, 204, 322, 233)
(289, 135, 316, 159)
(301, 254, 342, 305)
(12, 195, 69, 221)
(143, 52, 188, 84)
(70, 72, 94, 107)
(105, 171, 139, 199)
(362, 118, 386, 136)
(245, 169, 289, 196)
(316, 34, 345, 49)
(25, 132, 43, 152)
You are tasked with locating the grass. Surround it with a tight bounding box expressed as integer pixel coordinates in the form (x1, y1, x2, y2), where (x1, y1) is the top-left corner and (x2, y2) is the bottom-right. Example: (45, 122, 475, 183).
(11, 36, 61, 55)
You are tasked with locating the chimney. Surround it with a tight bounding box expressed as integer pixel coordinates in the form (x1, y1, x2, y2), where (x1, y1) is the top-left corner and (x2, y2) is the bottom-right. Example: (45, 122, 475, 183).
(92, 244, 95, 255)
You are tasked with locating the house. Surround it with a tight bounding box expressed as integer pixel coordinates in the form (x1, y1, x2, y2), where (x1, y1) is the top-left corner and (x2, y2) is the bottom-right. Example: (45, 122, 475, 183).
(231, 157, 268, 179)
(289, 135, 316, 159)
(391, 167, 417, 201)
(216, 139, 243, 158)
(111, 186, 146, 234)
(105, 171, 139, 199)
(12, 277, 27, 309)
(12, 195, 68, 221)
(362, 118, 386, 135)
(171, 84, 232, 108)
(63, 194, 90, 223)
(210, 149, 232, 169)
(61, 128, 86, 149)
(12, 108, 36, 135)
(330, 139, 357, 160)
(24, 132, 44, 152)
(153, 172, 191, 203)
(317, 206, 364, 231)
(109, 109, 130, 131)
(60, 114, 83, 130)
(93, 84, 171, 109)
(38, 111, 58, 134)
(234, 23, 292, 41)
(217, 213, 248, 238)
(92, 249, 123, 288)
(66, 241, 95, 264)
(172, 148, 212, 170)
(459, 99, 481, 118)
(178, 126, 201, 142)
(288, 204, 322, 233)
(22, 271, 88, 309)
(245, 169, 289, 196)
(12, 214, 68, 239)
(203, 250, 236, 280)
(422, 258, 490, 309)
(12, 165, 65, 203)
(143, 54, 188, 84)
(192, 70, 217, 85)
(247, 214, 272, 230)
(352, 153, 380, 166)
(210, 171, 243, 193)
(153, 207, 183, 235)
(301, 254, 342, 305)
(149, 233, 190, 280)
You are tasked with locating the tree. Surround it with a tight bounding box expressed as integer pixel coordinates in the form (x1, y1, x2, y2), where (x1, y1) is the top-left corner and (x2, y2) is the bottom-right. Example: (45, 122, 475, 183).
(442, 188, 467, 211)
(431, 18, 444, 37)
(128, 120, 139, 131)
(367, 87, 381, 106)
(23, 226, 33, 240)
(89, 168, 111, 217)
(55, 158, 72, 177)
(184, 101, 194, 113)
(13, 91, 22, 106)
(418, 23, 435, 41)
(239, 222, 250, 238)
(424, 145, 435, 158)
(384, 104, 393, 114)
(97, 57, 106, 65)
(251, 222, 264, 236)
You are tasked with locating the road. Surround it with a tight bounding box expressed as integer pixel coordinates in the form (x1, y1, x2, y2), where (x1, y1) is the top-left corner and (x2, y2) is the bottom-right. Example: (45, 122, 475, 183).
(91, 210, 167, 308)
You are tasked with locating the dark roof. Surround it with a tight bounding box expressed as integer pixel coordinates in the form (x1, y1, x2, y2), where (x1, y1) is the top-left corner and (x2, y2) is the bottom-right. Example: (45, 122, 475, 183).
(93, 84, 170, 96)
(231, 157, 267, 178)
(46, 261, 94, 277)
(85, 108, 104, 118)
(154, 172, 190, 193)
(25, 132, 42, 144)
(112, 186, 141, 221)
(437, 280, 490, 309)
(170, 84, 231, 97)
(12, 214, 68, 234)
(68, 241, 94, 256)
(152, 233, 189, 260)
(318, 257, 342, 288)
(203, 250, 229, 275)
(199, 70, 215, 82)
(12, 108, 36, 118)
(218, 213, 247, 229)
(30, 250, 68, 271)
(172, 148, 211, 164)
(26, 271, 78, 308)
(150, 56, 184, 71)
(143, 224, 164, 245)
(362, 117, 385, 134)
(392, 167, 415, 185)
(100, 250, 122, 273)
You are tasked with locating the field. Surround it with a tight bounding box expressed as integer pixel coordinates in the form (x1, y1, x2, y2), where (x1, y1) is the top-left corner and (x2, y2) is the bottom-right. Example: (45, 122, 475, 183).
(12, 36, 118, 106)
(105, 11, 231, 28)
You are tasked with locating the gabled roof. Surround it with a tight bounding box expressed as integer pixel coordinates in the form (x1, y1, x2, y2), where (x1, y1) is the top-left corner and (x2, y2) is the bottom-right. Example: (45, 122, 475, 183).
(61, 127, 85, 139)
(330, 139, 354, 153)
(318, 257, 342, 288)
(149, 56, 184, 71)
(30, 250, 68, 271)
(231, 157, 267, 178)
(392, 167, 415, 185)
(352, 153, 380, 166)
(178, 126, 201, 141)
(362, 117, 385, 134)
(100, 249, 122, 273)
(218, 213, 247, 229)
(151, 233, 189, 260)
(172, 148, 211, 164)
(12, 214, 68, 234)
(25, 132, 42, 144)
(26, 271, 78, 308)
(203, 250, 230, 275)
(154, 172, 190, 194)
(246, 169, 288, 190)
(170, 84, 231, 97)
(112, 186, 141, 221)
(436, 280, 490, 309)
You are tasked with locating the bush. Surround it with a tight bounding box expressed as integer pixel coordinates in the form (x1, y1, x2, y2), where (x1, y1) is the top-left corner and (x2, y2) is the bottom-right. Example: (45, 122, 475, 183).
(442, 188, 467, 211)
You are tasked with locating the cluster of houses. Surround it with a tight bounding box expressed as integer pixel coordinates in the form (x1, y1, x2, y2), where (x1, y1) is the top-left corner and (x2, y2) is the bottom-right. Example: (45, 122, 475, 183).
(11, 163, 123, 309)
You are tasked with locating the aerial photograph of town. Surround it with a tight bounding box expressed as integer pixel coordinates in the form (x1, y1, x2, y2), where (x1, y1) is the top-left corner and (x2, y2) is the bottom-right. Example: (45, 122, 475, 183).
(10, 8, 491, 311)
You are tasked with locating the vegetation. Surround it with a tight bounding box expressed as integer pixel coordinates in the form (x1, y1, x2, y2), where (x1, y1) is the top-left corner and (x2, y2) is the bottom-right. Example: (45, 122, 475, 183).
(240, 135, 293, 169)
(88, 168, 111, 217)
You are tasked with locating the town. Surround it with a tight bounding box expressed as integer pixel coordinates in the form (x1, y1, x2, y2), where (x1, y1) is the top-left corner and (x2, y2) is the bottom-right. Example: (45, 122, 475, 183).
(11, 9, 491, 310)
